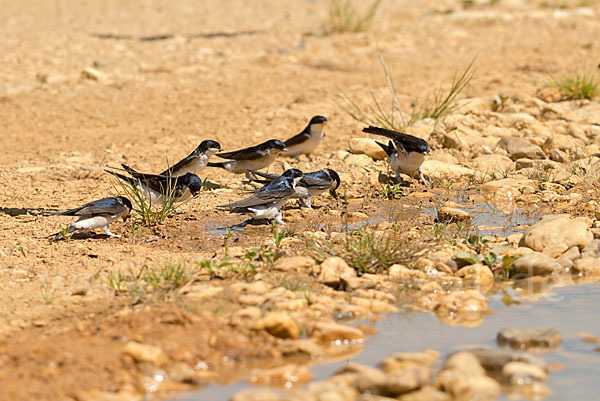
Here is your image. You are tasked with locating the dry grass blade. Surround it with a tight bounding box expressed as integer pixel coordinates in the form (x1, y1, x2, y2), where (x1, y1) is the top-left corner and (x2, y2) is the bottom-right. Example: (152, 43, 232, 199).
(338, 56, 475, 131)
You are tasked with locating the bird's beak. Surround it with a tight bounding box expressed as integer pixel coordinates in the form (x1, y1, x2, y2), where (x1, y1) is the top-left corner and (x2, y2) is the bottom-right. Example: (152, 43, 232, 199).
(329, 189, 338, 199)
(122, 214, 130, 222)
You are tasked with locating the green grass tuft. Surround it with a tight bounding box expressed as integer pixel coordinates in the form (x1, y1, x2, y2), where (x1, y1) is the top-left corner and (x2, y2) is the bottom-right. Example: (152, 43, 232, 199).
(110, 173, 202, 226)
(339, 55, 475, 130)
(548, 70, 599, 100)
(309, 228, 424, 274)
(327, 0, 382, 33)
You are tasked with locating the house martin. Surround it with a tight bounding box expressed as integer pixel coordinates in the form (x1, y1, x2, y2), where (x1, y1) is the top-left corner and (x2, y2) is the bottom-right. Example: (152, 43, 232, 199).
(106, 164, 203, 203)
(246, 168, 340, 209)
(160, 139, 222, 177)
(207, 139, 286, 174)
(362, 126, 430, 185)
(49, 196, 132, 239)
(282, 115, 327, 161)
(218, 168, 303, 225)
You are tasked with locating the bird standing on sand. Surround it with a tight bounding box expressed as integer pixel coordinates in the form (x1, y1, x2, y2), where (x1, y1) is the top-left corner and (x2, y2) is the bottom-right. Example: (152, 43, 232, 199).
(282, 115, 327, 161)
(218, 168, 304, 225)
(160, 140, 222, 177)
(207, 139, 286, 174)
(106, 165, 204, 203)
(362, 126, 430, 185)
(246, 168, 340, 209)
(48, 196, 132, 239)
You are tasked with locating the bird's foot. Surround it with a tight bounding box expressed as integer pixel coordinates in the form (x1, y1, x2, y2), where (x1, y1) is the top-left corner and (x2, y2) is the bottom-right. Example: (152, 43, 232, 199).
(103, 226, 121, 238)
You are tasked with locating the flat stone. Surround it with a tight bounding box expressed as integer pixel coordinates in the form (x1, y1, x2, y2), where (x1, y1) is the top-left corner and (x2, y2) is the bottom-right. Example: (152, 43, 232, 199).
(572, 257, 600, 276)
(512, 251, 563, 277)
(519, 215, 593, 258)
(275, 256, 316, 272)
(309, 321, 365, 347)
(480, 178, 536, 193)
(437, 207, 472, 223)
(498, 137, 546, 160)
(502, 361, 547, 386)
(252, 312, 300, 339)
(349, 138, 388, 160)
(497, 327, 562, 350)
(456, 263, 494, 288)
(420, 160, 474, 179)
(318, 257, 357, 289)
(247, 364, 313, 389)
(122, 341, 168, 366)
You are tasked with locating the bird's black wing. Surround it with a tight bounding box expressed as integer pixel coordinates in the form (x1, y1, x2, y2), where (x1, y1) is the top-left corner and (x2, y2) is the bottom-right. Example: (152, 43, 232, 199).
(219, 178, 294, 208)
(216, 144, 267, 161)
(55, 197, 127, 217)
(120, 164, 168, 192)
(284, 130, 310, 147)
(247, 169, 279, 180)
(375, 140, 396, 157)
(363, 126, 429, 154)
(160, 151, 197, 176)
(301, 171, 333, 190)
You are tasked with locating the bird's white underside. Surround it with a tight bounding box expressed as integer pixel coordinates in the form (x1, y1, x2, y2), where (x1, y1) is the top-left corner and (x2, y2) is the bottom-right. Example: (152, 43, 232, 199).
(283, 124, 325, 157)
(390, 151, 426, 175)
(170, 153, 210, 177)
(223, 150, 281, 174)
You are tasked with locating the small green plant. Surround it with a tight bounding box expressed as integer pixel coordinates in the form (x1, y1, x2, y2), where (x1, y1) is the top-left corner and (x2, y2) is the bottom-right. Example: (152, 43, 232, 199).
(17, 246, 26, 257)
(327, 0, 382, 33)
(128, 220, 142, 245)
(107, 270, 127, 292)
(223, 227, 234, 255)
(57, 225, 73, 241)
(455, 235, 513, 267)
(547, 69, 598, 100)
(110, 173, 198, 226)
(40, 280, 55, 304)
(144, 263, 190, 291)
(378, 183, 404, 199)
(340, 55, 475, 130)
(310, 228, 423, 274)
(272, 220, 287, 248)
(105, 263, 194, 302)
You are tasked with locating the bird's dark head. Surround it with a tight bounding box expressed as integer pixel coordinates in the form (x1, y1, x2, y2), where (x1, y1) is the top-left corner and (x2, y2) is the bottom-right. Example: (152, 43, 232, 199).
(199, 140, 222, 155)
(309, 115, 328, 125)
(117, 196, 133, 220)
(324, 169, 341, 197)
(265, 139, 287, 152)
(282, 168, 304, 183)
(182, 173, 204, 196)
(307, 115, 327, 135)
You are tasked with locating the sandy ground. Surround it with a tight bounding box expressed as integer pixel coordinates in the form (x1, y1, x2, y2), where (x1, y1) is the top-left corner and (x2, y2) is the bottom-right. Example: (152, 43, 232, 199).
(1, 0, 600, 399)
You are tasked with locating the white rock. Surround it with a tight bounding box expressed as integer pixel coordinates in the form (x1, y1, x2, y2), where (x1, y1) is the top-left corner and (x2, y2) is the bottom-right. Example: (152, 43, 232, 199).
(420, 160, 474, 179)
(519, 215, 593, 257)
(349, 138, 387, 160)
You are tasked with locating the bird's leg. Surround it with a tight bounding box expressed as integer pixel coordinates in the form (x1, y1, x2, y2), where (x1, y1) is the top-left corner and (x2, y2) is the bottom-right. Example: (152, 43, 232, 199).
(103, 225, 121, 238)
(307, 154, 313, 162)
(304, 195, 312, 209)
(418, 168, 430, 186)
(295, 154, 300, 162)
(275, 213, 286, 226)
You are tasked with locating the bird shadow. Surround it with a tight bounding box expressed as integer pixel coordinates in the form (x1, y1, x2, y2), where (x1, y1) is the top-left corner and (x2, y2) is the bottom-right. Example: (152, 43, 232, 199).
(48, 232, 112, 242)
(0, 207, 47, 217)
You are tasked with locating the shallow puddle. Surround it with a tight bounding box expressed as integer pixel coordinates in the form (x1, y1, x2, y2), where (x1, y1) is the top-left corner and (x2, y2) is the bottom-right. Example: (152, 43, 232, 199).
(175, 283, 600, 401)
